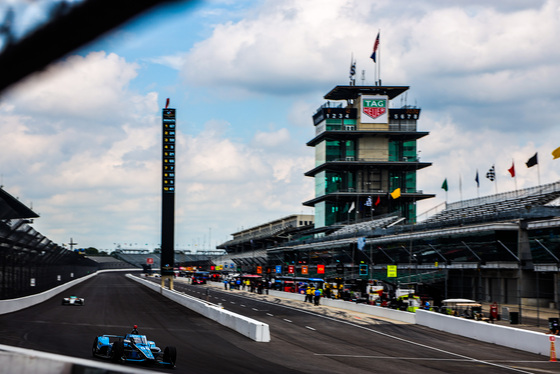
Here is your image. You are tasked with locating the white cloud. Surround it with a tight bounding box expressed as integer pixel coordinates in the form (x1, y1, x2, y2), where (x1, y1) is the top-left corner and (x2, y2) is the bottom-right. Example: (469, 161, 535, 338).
(3, 0, 560, 249)
(0, 48, 315, 248)
(6, 52, 142, 123)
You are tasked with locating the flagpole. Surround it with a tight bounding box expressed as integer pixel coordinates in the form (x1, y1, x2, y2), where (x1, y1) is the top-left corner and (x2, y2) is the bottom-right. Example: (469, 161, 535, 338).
(377, 29, 381, 85)
(476, 170, 480, 198)
(537, 162, 541, 186)
(459, 174, 463, 202)
(494, 164, 498, 194)
(374, 51, 378, 85)
(513, 160, 518, 193)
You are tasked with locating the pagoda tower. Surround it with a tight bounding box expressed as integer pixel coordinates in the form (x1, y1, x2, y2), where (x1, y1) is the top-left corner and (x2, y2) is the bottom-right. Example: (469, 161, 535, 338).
(303, 85, 434, 229)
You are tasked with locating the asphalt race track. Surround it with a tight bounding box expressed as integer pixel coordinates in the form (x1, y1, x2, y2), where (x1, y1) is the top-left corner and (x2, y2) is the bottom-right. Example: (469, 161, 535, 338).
(0, 272, 559, 374)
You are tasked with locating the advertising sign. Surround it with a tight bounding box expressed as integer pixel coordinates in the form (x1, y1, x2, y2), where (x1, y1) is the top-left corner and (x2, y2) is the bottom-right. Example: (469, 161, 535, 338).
(361, 95, 388, 124)
(288, 265, 295, 274)
(275, 265, 282, 273)
(387, 265, 397, 278)
(317, 264, 325, 274)
(301, 265, 308, 275)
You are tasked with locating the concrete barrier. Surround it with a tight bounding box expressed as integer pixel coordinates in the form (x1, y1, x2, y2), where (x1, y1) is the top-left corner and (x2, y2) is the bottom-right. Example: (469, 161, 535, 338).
(320, 297, 417, 324)
(415, 309, 550, 356)
(127, 275, 270, 342)
(221, 285, 416, 324)
(229, 284, 552, 356)
(0, 343, 156, 374)
(0, 268, 138, 315)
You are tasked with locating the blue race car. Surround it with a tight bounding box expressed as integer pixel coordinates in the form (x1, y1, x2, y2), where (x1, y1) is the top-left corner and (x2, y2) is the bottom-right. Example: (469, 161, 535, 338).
(92, 325, 176, 368)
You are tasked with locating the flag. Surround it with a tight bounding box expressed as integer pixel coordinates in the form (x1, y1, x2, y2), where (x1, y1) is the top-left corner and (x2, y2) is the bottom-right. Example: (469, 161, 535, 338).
(165, 98, 170, 109)
(357, 237, 366, 251)
(390, 188, 401, 199)
(370, 31, 380, 63)
(475, 170, 480, 188)
(375, 196, 381, 206)
(553, 147, 560, 160)
(486, 165, 495, 181)
(441, 179, 448, 192)
(526, 153, 538, 168)
(348, 202, 355, 213)
(349, 59, 356, 77)
(364, 196, 373, 207)
(508, 162, 515, 177)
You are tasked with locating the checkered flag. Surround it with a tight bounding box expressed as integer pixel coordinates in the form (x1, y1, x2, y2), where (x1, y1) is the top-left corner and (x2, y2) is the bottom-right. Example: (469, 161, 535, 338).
(486, 165, 495, 181)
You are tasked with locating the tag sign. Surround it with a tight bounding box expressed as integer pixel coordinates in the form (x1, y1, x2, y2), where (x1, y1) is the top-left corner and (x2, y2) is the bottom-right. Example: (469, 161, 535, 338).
(361, 95, 388, 124)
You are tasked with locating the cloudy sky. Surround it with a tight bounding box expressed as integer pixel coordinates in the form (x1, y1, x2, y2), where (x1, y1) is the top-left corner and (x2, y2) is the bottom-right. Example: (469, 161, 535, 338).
(0, 0, 559, 252)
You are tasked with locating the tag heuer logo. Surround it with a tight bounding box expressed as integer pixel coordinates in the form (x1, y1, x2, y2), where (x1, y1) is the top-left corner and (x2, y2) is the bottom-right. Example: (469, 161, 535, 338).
(362, 98, 387, 119)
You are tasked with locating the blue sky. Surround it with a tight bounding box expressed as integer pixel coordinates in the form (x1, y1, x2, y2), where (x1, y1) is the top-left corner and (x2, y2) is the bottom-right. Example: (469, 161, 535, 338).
(1, 0, 560, 251)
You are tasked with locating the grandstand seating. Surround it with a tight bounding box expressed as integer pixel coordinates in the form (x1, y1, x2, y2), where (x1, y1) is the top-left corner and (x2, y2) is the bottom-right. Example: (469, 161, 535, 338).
(329, 215, 402, 236)
(86, 256, 130, 269)
(424, 181, 560, 224)
(0, 218, 98, 299)
(213, 249, 268, 268)
(112, 251, 218, 269)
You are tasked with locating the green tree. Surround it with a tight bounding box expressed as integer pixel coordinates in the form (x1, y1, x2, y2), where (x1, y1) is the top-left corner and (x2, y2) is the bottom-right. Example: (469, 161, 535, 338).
(85, 247, 99, 255)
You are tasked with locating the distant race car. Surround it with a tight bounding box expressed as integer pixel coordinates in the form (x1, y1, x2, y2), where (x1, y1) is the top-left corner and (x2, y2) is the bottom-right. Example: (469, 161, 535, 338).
(192, 277, 206, 285)
(61, 296, 85, 306)
(92, 325, 176, 368)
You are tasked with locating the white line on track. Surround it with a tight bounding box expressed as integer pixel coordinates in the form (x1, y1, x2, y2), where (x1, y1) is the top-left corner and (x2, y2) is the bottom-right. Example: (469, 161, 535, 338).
(199, 286, 539, 374)
(252, 308, 259, 311)
(314, 355, 545, 363)
(241, 295, 536, 374)
(305, 326, 316, 331)
(266, 313, 274, 317)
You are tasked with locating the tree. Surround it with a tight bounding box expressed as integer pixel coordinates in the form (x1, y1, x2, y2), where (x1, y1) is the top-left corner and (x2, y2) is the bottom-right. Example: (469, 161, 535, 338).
(85, 247, 99, 255)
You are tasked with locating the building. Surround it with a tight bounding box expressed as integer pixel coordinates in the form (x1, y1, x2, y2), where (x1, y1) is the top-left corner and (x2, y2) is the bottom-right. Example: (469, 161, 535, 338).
(210, 80, 560, 310)
(303, 85, 434, 230)
(215, 214, 314, 272)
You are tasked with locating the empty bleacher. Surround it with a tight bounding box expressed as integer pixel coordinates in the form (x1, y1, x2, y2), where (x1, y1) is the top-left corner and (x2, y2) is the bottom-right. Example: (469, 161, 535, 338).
(329, 214, 403, 237)
(112, 251, 219, 269)
(424, 181, 560, 224)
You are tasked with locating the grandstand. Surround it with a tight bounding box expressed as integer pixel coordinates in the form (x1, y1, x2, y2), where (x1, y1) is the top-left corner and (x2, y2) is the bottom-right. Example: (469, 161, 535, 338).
(424, 181, 560, 225)
(112, 250, 218, 270)
(213, 249, 268, 271)
(0, 188, 98, 299)
(218, 214, 314, 252)
(329, 214, 404, 237)
(86, 255, 130, 270)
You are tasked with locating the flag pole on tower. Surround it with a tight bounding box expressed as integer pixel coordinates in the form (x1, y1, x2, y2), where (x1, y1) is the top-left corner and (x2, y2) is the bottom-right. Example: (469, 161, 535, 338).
(370, 30, 380, 85)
